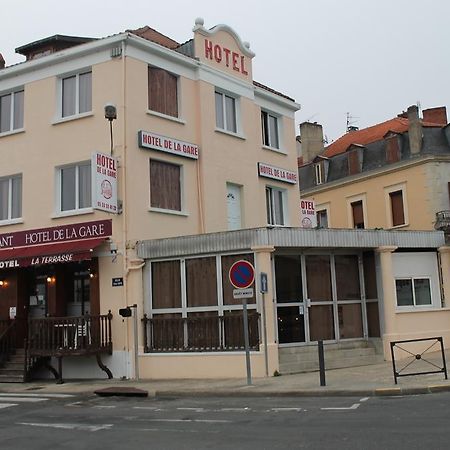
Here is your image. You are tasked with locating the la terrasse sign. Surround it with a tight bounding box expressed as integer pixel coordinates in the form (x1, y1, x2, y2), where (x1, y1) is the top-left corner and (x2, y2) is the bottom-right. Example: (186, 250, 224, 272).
(138, 130, 199, 160)
(257, 162, 297, 184)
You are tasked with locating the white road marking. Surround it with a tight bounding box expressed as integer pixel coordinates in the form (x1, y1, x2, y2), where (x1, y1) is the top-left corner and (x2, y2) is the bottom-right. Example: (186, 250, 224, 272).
(93, 405, 117, 409)
(0, 393, 73, 398)
(18, 422, 113, 432)
(0, 396, 48, 403)
(133, 406, 163, 411)
(359, 397, 370, 402)
(138, 427, 219, 434)
(321, 403, 360, 410)
(147, 419, 231, 424)
(271, 407, 303, 412)
(177, 407, 205, 412)
(220, 407, 250, 412)
(0, 403, 17, 409)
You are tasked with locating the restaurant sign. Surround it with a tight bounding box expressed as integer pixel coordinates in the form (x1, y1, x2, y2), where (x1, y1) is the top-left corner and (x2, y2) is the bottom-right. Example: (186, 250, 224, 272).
(257, 162, 297, 184)
(138, 130, 199, 160)
(92, 152, 118, 213)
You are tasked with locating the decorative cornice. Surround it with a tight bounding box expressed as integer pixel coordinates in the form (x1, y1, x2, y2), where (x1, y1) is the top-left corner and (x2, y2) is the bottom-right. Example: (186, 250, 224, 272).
(192, 18, 255, 58)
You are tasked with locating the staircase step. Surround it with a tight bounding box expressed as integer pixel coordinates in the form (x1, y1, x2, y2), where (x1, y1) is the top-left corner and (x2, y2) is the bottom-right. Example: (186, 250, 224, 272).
(0, 368, 25, 376)
(0, 376, 24, 383)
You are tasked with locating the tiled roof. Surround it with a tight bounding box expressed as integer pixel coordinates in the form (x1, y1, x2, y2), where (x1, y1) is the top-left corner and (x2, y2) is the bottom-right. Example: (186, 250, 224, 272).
(324, 117, 443, 158)
(127, 26, 179, 49)
(253, 80, 295, 102)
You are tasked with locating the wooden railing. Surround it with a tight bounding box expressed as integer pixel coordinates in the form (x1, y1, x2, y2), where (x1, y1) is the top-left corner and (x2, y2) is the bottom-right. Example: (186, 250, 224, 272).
(142, 312, 260, 353)
(0, 320, 17, 366)
(27, 312, 113, 357)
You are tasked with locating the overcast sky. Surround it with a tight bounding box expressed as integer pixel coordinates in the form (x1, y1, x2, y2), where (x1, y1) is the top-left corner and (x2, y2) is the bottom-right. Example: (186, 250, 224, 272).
(2, 0, 449, 142)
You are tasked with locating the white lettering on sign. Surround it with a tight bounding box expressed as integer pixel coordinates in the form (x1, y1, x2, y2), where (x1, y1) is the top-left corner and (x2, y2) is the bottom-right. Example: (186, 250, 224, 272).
(257, 163, 297, 184)
(0, 260, 19, 269)
(139, 131, 199, 160)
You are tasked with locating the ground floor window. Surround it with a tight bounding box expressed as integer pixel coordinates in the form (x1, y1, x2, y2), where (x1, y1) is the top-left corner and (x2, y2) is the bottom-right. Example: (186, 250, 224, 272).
(395, 278, 432, 307)
(145, 253, 259, 352)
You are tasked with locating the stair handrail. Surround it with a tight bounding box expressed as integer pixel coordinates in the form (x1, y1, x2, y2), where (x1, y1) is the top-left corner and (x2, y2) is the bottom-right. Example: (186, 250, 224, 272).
(0, 320, 17, 366)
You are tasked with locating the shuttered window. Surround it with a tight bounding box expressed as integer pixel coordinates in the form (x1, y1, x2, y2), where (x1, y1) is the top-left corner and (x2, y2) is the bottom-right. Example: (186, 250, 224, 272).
(390, 190, 405, 226)
(151, 260, 181, 309)
(148, 67, 178, 117)
(351, 200, 364, 229)
(150, 160, 181, 211)
(186, 257, 217, 307)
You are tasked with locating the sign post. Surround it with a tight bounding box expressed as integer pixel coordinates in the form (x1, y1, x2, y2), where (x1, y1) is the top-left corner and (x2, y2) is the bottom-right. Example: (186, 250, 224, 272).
(260, 272, 269, 377)
(229, 260, 255, 386)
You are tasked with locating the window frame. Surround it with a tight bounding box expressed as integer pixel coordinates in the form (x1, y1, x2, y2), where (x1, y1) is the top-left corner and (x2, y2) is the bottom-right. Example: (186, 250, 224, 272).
(261, 109, 281, 150)
(316, 208, 329, 229)
(214, 89, 241, 136)
(395, 277, 432, 308)
(346, 194, 367, 229)
(314, 162, 323, 185)
(384, 183, 408, 229)
(0, 174, 22, 224)
(149, 158, 184, 215)
(147, 66, 180, 120)
(0, 89, 24, 135)
(265, 185, 287, 226)
(59, 70, 92, 119)
(55, 161, 92, 216)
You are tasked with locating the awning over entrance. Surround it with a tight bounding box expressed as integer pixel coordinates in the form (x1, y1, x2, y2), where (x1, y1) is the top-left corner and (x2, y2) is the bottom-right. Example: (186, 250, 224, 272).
(0, 238, 106, 269)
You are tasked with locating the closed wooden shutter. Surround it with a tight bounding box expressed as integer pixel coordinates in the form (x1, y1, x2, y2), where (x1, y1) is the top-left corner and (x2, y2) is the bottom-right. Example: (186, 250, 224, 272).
(150, 160, 181, 211)
(351, 200, 364, 229)
(148, 67, 178, 117)
(151, 260, 181, 309)
(385, 135, 400, 163)
(186, 257, 217, 307)
(348, 150, 361, 175)
(390, 190, 405, 226)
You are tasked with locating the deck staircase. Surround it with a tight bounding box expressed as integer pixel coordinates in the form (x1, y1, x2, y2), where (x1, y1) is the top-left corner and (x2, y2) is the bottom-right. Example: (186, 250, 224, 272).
(278, 339, 384, 374)
(0, 348, 26, 383)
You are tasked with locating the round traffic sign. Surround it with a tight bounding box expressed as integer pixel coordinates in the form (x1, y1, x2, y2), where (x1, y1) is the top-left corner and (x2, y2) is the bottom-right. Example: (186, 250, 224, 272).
(229, 260, 255, 289)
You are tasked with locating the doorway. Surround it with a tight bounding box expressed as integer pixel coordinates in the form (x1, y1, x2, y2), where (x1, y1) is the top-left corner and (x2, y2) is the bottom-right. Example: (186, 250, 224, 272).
(275, 252, 377, 345)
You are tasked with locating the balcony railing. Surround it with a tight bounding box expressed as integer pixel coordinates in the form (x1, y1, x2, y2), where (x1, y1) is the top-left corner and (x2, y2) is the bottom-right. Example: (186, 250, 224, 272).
(435, 210, 450, 232)
(27, 313, 113, 357)
(142, 312, 260, 353)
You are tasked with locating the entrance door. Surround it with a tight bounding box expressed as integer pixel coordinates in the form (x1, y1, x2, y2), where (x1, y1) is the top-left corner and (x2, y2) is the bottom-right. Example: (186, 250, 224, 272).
(28, 276, 48, 318)
(226, 183, 242, 230)
(67, 270, 91, 316)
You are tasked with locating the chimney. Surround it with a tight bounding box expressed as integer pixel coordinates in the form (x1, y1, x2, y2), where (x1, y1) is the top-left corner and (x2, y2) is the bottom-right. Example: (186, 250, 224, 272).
(422, 106, 447, 126)
(299, 122, 324, 163)
(0, 53, 5, 69)
(407, 105, 422, 155)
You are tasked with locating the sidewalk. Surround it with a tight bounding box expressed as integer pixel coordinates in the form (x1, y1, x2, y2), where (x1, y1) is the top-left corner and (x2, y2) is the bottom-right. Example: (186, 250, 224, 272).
(1, 352, 450, 398)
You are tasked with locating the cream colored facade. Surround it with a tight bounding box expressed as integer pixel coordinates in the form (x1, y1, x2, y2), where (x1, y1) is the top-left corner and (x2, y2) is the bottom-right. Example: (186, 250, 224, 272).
(0, 20, 301, 379)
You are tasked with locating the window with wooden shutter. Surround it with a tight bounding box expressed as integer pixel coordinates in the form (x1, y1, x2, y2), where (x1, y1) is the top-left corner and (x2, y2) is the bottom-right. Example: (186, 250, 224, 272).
(351, 200, 364, 229)
(148, 67, 178, 117)
(150, 160, 181, 211)
(348, 150, 361, 175)
(390, 190, 405, 226)
(385, 135, 400, 163)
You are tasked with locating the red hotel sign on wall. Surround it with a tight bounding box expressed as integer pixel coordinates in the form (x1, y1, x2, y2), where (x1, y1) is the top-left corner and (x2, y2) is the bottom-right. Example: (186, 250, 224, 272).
(138, 130, 199, 160)
(257, 163, 297, 184)
(0, 219, 112, 250)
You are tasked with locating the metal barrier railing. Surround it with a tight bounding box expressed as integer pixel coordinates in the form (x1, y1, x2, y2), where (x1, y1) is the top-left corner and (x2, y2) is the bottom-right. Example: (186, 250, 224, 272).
(390, 337, 448, 384)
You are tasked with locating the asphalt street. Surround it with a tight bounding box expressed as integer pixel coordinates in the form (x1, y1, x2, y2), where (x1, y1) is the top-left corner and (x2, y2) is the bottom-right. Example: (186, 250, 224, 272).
(0, 392, 449, 449)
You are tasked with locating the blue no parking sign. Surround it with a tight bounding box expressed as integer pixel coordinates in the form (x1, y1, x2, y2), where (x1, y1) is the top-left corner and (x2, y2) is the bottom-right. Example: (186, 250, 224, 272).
(228, 260, 255, 289)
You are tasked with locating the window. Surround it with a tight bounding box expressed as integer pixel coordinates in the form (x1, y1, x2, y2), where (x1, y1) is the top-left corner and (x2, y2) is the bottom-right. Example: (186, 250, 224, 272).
(396, 278, 432, 307)
(266, 186, 285, 226)
(0, 175, 22, 221)
(261, 111, 279, 148)
(148, 67, 178, 118)
(150, 160, 181, 212)
(317, 209, 328, 228)
(215, 91, 237, 133)
(390, 190, 405, 227)
(314, 163, 323, 185)
(58, 162, 91, 212)
(61, 71, 92, 118)
(351, 200, 365, 229)
(0, 90, 24, 133)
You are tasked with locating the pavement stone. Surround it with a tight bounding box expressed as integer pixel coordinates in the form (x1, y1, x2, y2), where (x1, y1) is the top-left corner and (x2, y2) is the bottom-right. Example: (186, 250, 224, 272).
(0, 350, 449, 398)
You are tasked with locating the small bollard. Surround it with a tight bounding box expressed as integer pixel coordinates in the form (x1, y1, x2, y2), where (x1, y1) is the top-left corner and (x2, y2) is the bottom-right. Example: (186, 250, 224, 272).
(318, 340, 326, 386)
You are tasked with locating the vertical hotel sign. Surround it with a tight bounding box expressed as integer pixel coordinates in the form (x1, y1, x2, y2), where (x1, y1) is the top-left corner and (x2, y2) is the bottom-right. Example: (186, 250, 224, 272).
(92, 152, 118, 213)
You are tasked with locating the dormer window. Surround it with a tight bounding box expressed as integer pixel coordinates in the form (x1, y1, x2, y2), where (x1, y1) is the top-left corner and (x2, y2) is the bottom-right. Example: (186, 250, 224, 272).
(314, 162, 323, 185)
(384, 132, 401, 164)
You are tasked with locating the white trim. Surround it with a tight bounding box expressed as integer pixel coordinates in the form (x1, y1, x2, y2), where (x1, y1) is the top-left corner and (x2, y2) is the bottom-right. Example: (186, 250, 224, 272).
(262, 145, 287, 155)
(0, 218, 24, 227)
(395, 276, 433, 309)
(148, 207, 189, 217)
(254, 88, 299, 115)
(214, 128, 246, 140)
(51, 111, 93, 126)
(51, 208, 94, 219)
(0, 128, 25, 139)
(146, 110, 186, 124)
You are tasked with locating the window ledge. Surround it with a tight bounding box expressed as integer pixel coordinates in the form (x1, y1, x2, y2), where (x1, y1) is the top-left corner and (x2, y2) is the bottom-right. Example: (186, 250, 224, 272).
(215, 128, 246, 140)
(0, 218, 24, 227)
(262, 144, 287, 155)
(267, 223, 288, 228)
(52, 111, 94, 125)
(388, 223, 409, 230)
(395, 306, 440, 313)
(51, 208, 95, 219)
(0, 128, 25, 139)
(149, 207, 189, 217)
(147, 110, 186, 124)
